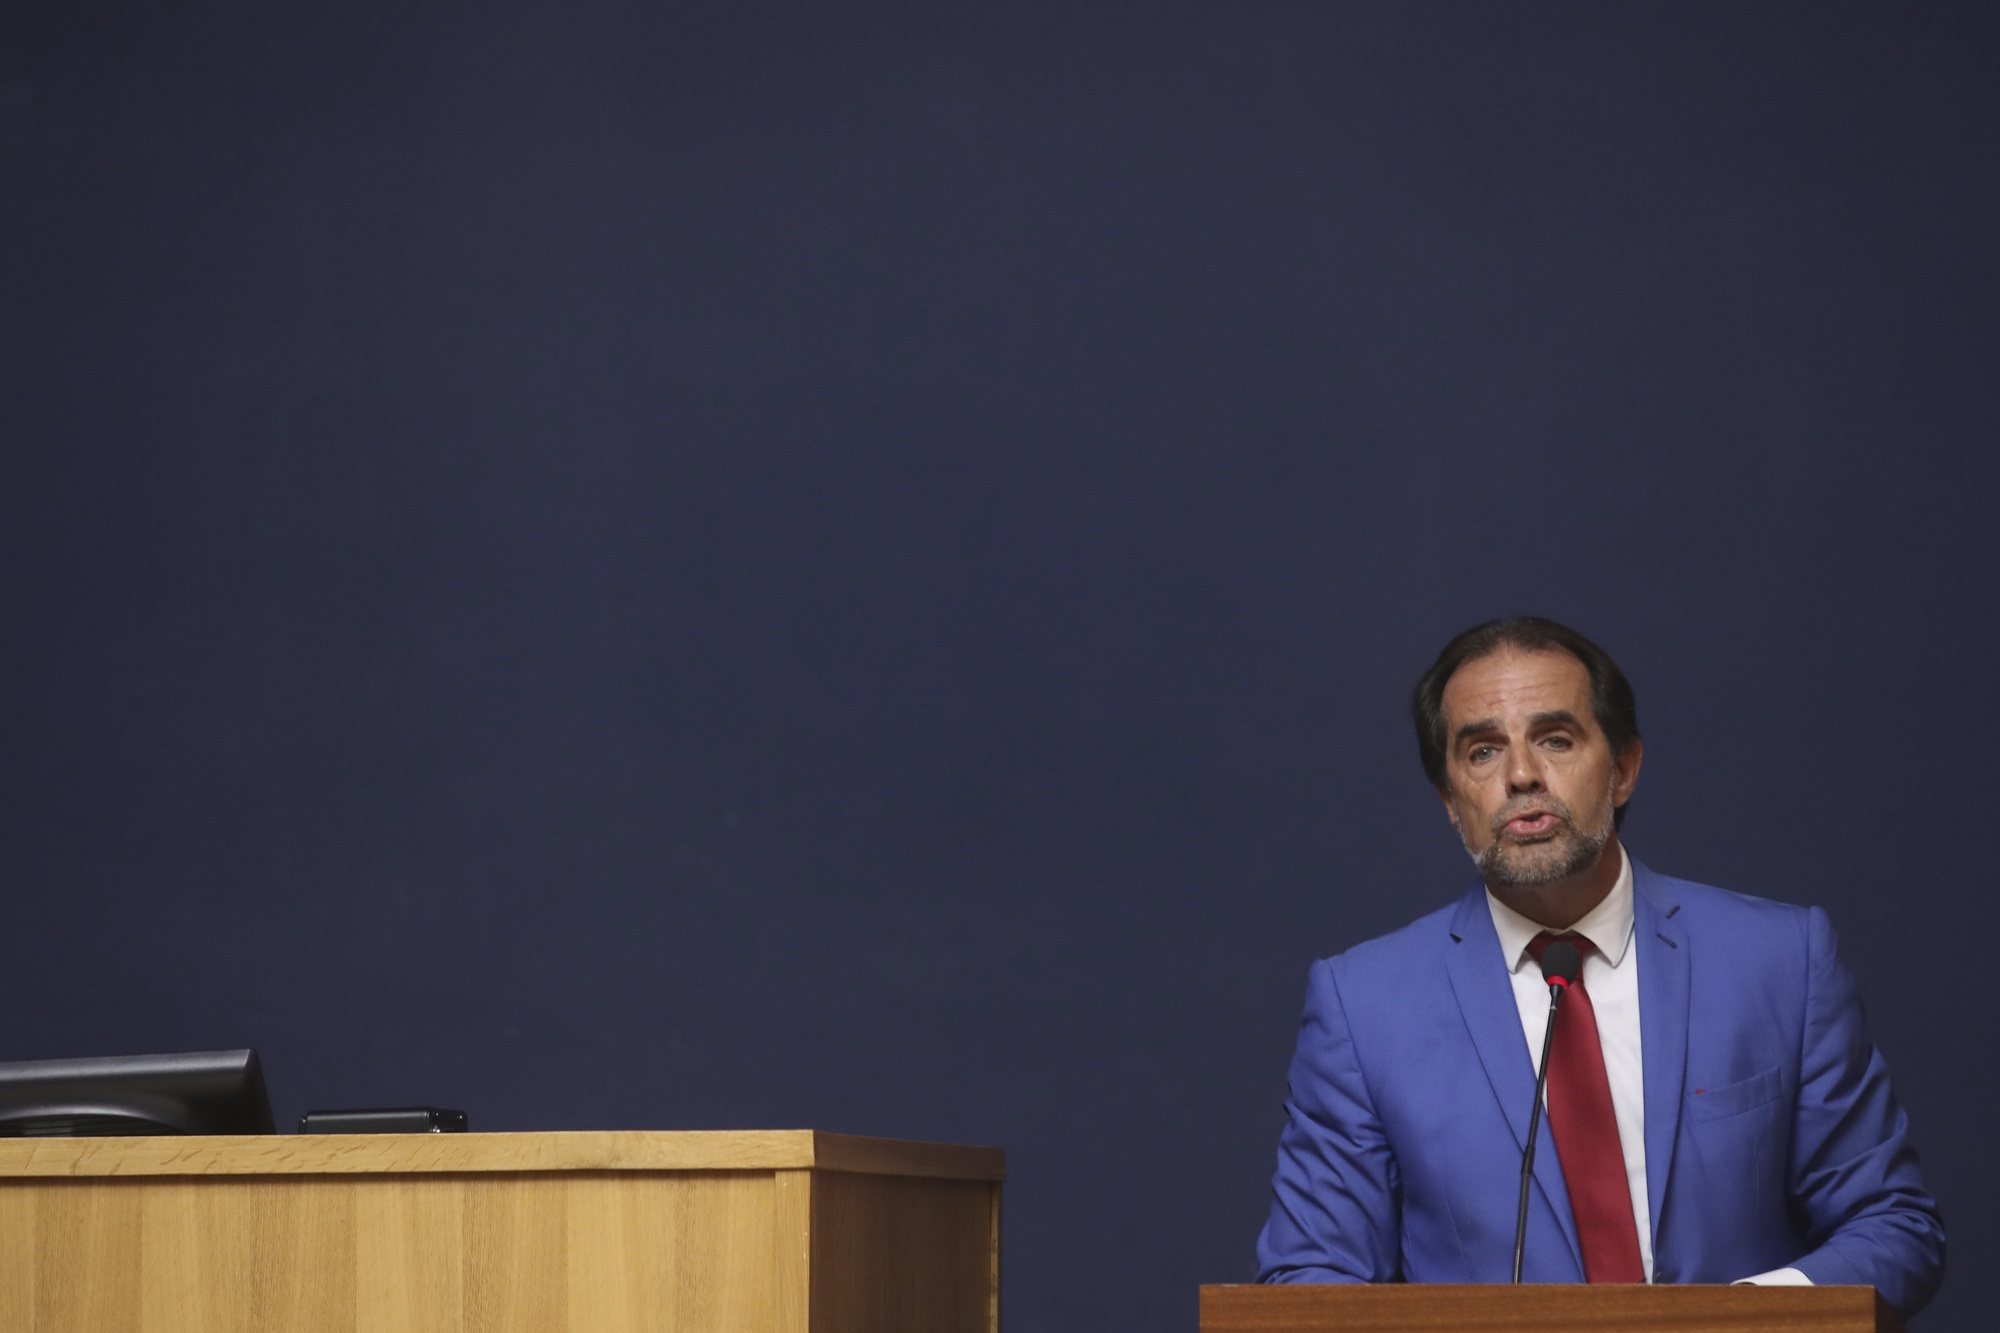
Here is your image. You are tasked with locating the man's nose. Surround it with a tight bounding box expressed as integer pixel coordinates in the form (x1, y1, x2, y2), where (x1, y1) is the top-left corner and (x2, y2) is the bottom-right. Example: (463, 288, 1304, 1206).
(1505, 745, 1545, 793)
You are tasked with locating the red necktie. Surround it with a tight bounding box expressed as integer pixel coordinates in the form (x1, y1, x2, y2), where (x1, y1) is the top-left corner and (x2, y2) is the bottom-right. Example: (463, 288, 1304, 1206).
(1528, 931, 1646, 1283)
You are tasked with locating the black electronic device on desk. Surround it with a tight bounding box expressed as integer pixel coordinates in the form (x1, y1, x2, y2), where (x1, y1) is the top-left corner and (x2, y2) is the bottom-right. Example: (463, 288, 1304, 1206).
(0, 1049, 274, 1137)
(299, 1107, 468, 1133)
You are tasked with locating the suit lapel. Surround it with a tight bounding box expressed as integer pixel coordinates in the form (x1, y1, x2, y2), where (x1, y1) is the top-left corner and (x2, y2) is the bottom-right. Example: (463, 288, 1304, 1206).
(1444, 885, 1583, 1277)
(1633, 862, 1689, 1265)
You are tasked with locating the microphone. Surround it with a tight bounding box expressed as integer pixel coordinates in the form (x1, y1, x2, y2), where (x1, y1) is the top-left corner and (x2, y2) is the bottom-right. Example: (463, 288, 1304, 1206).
(1512, 937, 1583, 1283)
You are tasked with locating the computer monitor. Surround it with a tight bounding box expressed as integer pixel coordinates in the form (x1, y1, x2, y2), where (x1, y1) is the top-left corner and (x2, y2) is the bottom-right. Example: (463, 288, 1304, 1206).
(0, 1049, 274, 1137)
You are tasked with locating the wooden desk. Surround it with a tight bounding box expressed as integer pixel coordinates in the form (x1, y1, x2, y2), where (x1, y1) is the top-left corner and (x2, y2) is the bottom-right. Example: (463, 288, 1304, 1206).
(0, 1130, 1002, 1332)
(1200, 1282, 1904, 1333)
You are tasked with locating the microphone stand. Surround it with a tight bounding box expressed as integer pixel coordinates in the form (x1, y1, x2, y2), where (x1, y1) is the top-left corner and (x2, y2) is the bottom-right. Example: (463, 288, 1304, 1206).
(1512, 969, 1571, 1283)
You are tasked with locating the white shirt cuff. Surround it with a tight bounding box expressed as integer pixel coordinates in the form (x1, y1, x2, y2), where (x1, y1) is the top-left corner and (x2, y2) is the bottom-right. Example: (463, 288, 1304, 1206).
(1732, 1267, 1813, 1286)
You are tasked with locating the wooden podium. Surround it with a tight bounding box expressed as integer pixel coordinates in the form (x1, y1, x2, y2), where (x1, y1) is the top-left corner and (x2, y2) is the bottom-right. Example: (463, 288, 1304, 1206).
(0, 1130, 1002, 1332)
(1201, 1283, 1906, 1333)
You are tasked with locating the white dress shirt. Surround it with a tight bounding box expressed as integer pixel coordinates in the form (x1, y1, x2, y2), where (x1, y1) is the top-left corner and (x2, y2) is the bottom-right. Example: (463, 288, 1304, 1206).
(1484, 845, 1807, 1286)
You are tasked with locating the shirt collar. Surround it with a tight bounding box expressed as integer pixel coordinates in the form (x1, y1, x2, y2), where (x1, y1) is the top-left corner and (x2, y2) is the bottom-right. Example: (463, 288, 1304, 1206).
(1486, 842, 1635, 974)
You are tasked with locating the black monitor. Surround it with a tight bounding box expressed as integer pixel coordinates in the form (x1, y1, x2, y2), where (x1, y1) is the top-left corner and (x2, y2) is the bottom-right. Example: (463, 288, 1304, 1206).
(0, 1049, 274, 1137)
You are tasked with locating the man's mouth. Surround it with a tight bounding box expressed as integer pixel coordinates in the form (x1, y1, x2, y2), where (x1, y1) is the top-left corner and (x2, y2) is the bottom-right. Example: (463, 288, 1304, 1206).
(1500, 810, 1561, 839)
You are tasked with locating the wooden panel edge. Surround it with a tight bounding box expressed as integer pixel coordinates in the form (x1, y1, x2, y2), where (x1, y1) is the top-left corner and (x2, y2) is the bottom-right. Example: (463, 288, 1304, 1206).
(0, 1130, 825, 1178)
(773, 1169, 815, 1333)
(988, 1181, 1003, 1333)
(806, 1132, 1006, 1181)
(1198, 1283, 1891, 1333)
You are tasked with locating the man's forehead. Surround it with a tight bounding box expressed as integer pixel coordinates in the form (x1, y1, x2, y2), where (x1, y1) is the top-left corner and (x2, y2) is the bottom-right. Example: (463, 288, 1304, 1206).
(1440, 647, 1593, 723)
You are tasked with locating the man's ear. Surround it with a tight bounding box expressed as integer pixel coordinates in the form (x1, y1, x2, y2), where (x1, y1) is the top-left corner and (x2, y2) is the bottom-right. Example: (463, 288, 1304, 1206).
(1612, 737, 1645, 808)
(1437, 785, 1460, 833)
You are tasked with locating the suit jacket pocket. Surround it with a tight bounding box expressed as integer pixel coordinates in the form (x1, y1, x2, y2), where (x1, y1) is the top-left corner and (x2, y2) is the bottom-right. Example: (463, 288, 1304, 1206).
(1687, 1065, 1785, 1121)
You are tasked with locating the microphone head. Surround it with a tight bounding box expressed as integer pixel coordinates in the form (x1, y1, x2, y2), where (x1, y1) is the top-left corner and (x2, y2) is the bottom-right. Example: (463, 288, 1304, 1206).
(1538, 938, 1584, 987)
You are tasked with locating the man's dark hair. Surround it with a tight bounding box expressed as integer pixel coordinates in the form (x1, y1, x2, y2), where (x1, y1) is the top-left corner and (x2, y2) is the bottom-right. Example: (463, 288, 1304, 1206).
(1411, 617, 1641, 829)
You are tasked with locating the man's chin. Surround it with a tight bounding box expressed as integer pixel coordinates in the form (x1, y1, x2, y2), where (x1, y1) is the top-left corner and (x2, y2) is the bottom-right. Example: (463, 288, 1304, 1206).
(1478, 838, 1603, 888)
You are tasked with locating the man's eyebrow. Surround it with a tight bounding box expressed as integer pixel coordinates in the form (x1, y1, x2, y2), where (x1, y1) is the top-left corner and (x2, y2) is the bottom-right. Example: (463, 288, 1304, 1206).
(1451, 718, 1500, 748)
(1452, 710, 1585, 748)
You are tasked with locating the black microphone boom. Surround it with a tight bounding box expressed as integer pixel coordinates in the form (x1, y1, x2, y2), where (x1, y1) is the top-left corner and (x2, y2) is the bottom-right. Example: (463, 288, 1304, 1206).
(1511, 938, 1583, 1284)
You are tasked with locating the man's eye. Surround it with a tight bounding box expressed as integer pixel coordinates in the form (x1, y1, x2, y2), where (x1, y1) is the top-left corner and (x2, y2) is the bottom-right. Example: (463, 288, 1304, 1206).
(1543, 735, 1573, 750)
(1468, 745, 1497, 763)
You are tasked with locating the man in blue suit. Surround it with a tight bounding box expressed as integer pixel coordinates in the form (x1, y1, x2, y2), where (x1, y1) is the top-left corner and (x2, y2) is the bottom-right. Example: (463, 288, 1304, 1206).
(1256, 617, 1944, 1321)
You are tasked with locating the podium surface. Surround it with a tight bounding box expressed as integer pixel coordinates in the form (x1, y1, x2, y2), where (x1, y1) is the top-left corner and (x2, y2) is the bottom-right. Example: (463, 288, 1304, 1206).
(1201, 1283, 1905, 1333)
(0, 1130, 1003, 1332)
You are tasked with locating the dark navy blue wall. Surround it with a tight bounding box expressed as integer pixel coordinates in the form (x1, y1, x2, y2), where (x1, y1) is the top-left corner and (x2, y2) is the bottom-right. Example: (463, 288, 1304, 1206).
(6, 4, 1995, 1328)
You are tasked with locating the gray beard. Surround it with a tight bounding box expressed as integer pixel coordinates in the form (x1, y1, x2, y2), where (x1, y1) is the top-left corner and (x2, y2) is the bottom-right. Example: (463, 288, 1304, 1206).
(1460, 781, 1616, 888)
(1475, 818, 1610, 887)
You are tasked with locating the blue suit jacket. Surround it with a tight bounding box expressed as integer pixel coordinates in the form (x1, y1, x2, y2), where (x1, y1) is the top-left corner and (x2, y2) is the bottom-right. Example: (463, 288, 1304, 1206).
(1256, 862, 1945, 1320)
